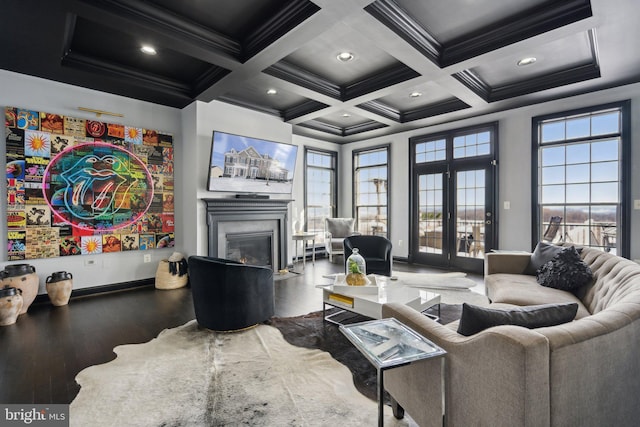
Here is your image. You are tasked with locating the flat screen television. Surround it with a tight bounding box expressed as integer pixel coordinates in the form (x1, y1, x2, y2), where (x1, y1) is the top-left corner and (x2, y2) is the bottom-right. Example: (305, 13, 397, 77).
(207, 131, 298, 195)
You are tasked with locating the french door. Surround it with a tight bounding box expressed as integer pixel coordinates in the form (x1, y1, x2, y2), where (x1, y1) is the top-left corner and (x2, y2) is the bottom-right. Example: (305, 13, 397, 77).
(410, 124, 498, 273)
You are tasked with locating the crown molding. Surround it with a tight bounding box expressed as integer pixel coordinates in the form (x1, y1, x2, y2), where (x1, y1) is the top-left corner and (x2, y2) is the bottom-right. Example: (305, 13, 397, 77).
(61, 51, 192, 97)
(298, 119, 387, 137)
(455, 61, 601, 103)
(365, 0, 441, 65)
(344, 120, 388, 136)
(217, 95, 282, 118)
(344, 63, 420, 100)
(82, 0, 241, 58)
(283, 100, 328, 121)
(442, 0, 592, 66)
(243, 0, 320, 61)
(366, 0, 592, 68)
(359, 97, 470, 122)
(192, 67, 232, 96)
(357, 100, 402, 122)
(403, 98, 471, 122)
(264, 61, 342, 100)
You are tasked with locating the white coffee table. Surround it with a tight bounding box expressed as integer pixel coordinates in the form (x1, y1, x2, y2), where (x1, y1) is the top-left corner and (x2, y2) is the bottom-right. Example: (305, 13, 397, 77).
(318, 276, 441, 324)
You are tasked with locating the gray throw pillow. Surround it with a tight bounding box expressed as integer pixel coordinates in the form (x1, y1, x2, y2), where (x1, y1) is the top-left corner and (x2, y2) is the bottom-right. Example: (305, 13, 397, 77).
(457, 302, 578, 336)
(524, 242, 566, 275)
(536, 246, 593, 291)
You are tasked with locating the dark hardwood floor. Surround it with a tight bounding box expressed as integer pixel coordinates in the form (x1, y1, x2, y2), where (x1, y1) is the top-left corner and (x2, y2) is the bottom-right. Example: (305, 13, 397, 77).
(0, 258, 480, 405)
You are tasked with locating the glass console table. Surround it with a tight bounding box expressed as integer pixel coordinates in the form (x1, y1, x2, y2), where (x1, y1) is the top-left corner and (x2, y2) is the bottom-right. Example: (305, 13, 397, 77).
(340, 317, 446, 427)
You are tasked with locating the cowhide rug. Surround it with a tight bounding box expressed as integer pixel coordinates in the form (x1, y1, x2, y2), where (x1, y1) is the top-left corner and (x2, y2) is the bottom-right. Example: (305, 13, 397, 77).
(70, 320, 417, 426)
(269, 304, 463, 402)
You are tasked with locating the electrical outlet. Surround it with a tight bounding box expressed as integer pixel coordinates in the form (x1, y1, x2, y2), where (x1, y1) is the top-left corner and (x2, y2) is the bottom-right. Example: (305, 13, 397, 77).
(84, 259, 96, 266)
(634, 200, 640, 210)
(144, 254, 151, 263)
(504, 201, 511, 210)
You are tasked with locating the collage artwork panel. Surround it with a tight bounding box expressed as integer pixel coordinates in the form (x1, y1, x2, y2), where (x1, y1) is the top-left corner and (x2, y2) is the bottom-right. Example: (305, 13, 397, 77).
(5, 107, 175, 260)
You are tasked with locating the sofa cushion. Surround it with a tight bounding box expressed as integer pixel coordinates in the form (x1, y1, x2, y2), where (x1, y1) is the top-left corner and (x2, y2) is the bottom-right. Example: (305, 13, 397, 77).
(536, 246, 593, 291)
(524, 242, 566, 275)
(457, 302, 578, 336)
(485, 273, 591, 319)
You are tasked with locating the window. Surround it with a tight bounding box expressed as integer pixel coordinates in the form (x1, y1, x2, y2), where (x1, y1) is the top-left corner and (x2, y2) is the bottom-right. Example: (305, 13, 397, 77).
(353, 146, 389, 237)
(533, 101, 630, 256)
(304, 148, 337, 245)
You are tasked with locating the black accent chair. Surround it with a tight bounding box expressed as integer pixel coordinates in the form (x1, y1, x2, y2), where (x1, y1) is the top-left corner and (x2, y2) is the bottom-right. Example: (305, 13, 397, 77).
(188, 256, 274, 331)
(343, 235, 393, 277)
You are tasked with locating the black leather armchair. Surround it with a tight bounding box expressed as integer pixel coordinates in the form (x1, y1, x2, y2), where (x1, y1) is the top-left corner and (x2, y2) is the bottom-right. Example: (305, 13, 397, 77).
(188, 256, 274, 331)
(343, 235, 393, 276)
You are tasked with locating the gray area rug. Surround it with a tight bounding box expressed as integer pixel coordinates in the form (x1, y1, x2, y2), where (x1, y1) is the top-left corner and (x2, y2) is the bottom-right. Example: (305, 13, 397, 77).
(70, 321, 415, 426)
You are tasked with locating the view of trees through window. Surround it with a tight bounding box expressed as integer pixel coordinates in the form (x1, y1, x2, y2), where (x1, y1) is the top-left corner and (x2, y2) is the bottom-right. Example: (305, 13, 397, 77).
(535, 103, 627, 254)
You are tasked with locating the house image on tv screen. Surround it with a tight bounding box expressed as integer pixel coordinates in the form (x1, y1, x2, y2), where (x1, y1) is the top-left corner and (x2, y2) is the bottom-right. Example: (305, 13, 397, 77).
(223, 146, 290, 181)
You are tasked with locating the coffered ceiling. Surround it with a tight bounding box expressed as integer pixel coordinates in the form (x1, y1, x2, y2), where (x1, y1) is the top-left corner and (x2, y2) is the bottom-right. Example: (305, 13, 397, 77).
(2, 0, 639, 143)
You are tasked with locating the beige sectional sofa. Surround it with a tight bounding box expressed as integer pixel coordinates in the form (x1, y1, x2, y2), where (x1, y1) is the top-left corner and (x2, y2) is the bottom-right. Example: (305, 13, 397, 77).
(382, 244, 640, 427)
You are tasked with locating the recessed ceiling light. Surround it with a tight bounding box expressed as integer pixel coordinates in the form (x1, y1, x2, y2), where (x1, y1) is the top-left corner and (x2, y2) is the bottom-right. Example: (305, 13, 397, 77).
(140, 45, 157, 55)
(409, 92, 422, 98)
(337, 52, 355, 62)
(266, 88, 277, 95)
(342, 113, 351, 118)
(517, 57, 537, 66)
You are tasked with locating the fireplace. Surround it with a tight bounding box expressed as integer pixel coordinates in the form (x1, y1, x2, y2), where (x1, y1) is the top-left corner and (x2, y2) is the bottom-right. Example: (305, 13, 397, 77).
(203, 198, 291, 270)
(226, 231, 273, 268)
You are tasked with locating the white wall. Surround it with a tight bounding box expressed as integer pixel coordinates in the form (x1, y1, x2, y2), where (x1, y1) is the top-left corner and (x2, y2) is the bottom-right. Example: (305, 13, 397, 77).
(181, 101, 296, 260)
(340, 82, 640, 260)
(0, 70, 181, 293)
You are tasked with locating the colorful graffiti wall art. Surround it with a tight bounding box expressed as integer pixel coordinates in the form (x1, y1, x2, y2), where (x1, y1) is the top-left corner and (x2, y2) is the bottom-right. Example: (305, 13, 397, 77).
(5, 107, 175, 260)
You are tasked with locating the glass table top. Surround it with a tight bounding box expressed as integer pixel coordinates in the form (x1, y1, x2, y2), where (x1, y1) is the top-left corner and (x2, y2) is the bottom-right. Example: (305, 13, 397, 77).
(339, 317, 446, 369)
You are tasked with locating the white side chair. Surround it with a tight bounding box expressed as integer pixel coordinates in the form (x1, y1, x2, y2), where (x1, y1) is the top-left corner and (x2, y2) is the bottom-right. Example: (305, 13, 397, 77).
(324, 218, 358, 263)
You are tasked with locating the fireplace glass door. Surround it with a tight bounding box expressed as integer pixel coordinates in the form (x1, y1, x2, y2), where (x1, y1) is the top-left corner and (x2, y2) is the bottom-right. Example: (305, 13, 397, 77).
(226, 232, 273, 269)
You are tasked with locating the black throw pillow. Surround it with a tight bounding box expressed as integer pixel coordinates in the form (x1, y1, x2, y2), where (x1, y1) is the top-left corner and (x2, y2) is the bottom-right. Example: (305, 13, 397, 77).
(536, 246, 593, 291)
(457, 302, 578, 336)
(524, 242, 566, 275)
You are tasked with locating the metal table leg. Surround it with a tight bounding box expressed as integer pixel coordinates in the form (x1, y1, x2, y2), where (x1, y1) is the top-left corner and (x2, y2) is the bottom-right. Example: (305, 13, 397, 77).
(378, 368, 384, 427)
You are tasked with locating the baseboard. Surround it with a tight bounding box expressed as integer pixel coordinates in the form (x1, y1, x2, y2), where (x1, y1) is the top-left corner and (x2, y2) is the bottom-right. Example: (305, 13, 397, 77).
(392, 256, 409, 263)
(33, 278, 156, 305)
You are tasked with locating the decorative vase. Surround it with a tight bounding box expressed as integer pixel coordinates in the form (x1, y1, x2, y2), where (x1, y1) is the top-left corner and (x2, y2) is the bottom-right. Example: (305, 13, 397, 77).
(0, 264, 38, 315)
(46, 271, 73, 306)
(0, 286, 23, 326)
(346, 248, 367, 286)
